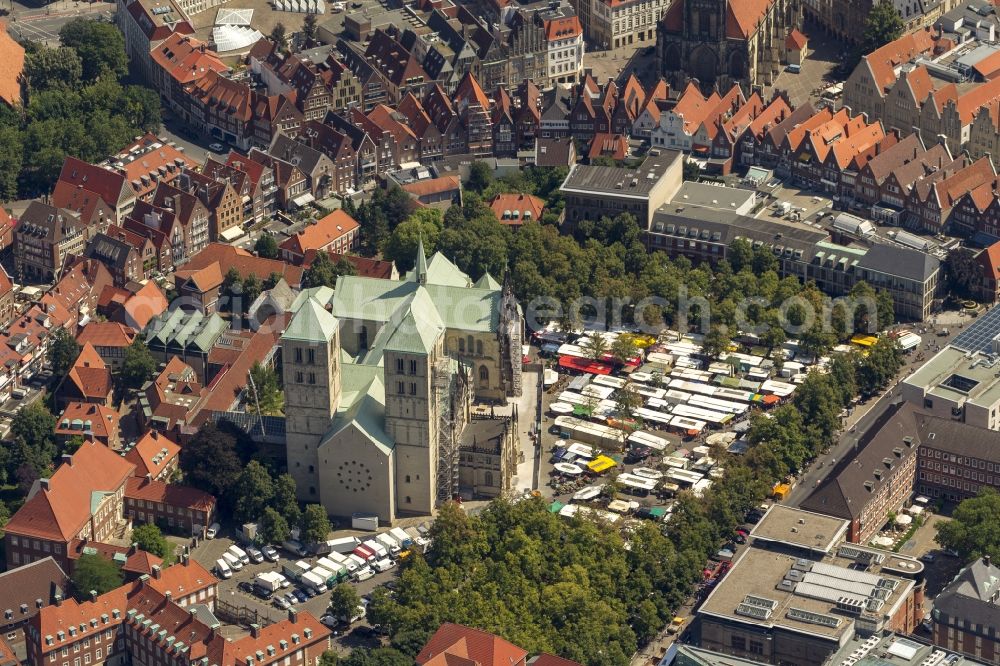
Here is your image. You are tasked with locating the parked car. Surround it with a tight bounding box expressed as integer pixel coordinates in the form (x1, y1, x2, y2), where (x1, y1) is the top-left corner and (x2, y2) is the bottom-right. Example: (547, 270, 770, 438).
(272, 596, 289, 610)
(253, 586, 274, 601)
(246, 547, 264, 564)
(284, 592, 297, 606)
(293, 589, 309, 603)
(262, 545, 279, 562)
(206, 523, 220, 539)
(209, 142, 225, 152)
(354, 567, 375, 582)
(320, 615, 338, 628)
(238, 581, 254, 594)
(921, 553, 936, 564)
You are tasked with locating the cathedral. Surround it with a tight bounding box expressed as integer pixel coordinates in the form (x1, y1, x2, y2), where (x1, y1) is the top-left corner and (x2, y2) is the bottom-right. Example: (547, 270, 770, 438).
(656, 0, 801, 94)
(281, 241, 523, 523)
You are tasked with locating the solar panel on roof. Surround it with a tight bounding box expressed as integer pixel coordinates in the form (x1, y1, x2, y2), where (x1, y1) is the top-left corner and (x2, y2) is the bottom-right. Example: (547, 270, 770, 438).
(952, 305, 1000, 353)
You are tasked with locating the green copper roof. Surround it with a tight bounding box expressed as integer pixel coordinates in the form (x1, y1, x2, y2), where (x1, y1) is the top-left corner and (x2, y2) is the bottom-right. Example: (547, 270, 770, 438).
(404, 252, 472, 288)
(290, 286, 336, 312)
(413, 236, 428, 283)
(474, 272, 501, 290)
(282, 297, 339, 343)
(321, 365, 393, 456)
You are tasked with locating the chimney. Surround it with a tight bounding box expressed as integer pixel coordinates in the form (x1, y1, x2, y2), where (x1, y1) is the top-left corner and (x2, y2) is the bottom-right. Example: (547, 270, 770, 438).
(986, 555, 992, 567)
(39, 479, 50, 491)
(250, 623, 261, 638)
(61, 454, 73, 466)
(151, 565, 162, 579)
(288, 608, 298, 624)
(182, 552, 190, 566)
(129, 543, 137, 555)
(89, 590, 97, 602)
(54, 594, 62, 607)
(165, 591, 172, 602)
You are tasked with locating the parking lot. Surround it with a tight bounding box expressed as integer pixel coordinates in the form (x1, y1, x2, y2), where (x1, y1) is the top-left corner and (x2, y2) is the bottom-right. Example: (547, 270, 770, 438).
(189, 530, 403, 653)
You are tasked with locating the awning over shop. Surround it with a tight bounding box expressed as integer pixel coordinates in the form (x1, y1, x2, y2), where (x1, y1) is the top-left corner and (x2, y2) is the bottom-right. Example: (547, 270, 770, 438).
(291, 192, 315, 208)
(219, 225, 245, 242)
(587, 455, 617, 473)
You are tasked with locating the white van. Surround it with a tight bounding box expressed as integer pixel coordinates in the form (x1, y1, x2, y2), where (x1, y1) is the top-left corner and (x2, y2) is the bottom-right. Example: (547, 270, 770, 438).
(215, 558, 233, 579)
(373, 558, 395, 573)
(228, 545, 250, 565)
(353, 566, 375, 582)
(222, 552, 243, 571)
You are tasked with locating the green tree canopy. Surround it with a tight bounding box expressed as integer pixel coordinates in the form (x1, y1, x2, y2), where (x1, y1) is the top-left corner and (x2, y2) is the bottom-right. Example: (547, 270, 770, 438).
(24, 47, 83, 92)
(255, 233, 280, 259)
(328, 583, 362, 623)
(299, 504, 332, 544)
(581, 332, 608, 361)
(71, 554, 123, 600)
(271, 473, 301, 525)
(259, 506, 291, 544)
(121, 338, 157, 390)
(179, 423, 243, 499)
(248, 362, 284, 416)
(59, 19, 128, 81)
(383, 209, 443, 272)
(944, 247, 980, 300)
(861, 1, 904, 55)
(230, 460, 276, 524)
(466, 161, 493, 193)
(132, 523, 173, 561)
(9, 401, 58, 480)
(936, 488, 1000, 561)
(303, 251, 357, 289)
(50, 328, 81, 379)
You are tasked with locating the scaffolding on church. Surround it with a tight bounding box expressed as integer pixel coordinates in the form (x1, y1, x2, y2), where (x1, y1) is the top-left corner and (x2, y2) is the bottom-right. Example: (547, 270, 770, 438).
(434, 356, 463, 503)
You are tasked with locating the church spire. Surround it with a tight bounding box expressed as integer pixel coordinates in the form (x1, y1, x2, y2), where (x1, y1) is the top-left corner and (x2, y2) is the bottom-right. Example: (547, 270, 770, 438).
(414, 234, 428, 285)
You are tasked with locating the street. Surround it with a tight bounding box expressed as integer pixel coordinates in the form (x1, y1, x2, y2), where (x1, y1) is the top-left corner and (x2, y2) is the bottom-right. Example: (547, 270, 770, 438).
(3, 0, 113, 46)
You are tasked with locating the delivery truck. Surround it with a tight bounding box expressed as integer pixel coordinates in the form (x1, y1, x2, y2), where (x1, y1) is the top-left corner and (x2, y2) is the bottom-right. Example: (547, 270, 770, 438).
(310, 566, 334, 588)
(327, 551, 358, 573)
(327, 537, 358, 554)
(301, 570, 327, 594)
(254, 571, 283, 593)
(389, 527, 412, 548)
(316, 558, 348, 582)
(376, 533, 401, 556)
(362, 539, 387, 560)
(227, 545, 250, 564)
(353, 544, 376, 563)
(282, 560, 311, 581)
(347, 553, 368, 570)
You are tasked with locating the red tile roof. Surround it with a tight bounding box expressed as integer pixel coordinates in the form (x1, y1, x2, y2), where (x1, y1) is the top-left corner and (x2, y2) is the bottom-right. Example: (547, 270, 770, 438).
(489, 193, 545, 225)
(145, 557, 215, 599)
(117, 134, 196, 199)
(401, 176, 461, 198)
(279, 210, 359, 258)
(181, 244, 304, 287)
(124, 476, 216, 513)
(0, 24, 24, 107)
(727, 0, 777, 39)
(54, 157, 129, 213)
(33, 584, 130, 645)
(124, 430, 180, 479)
(150, 33, 229, 86)
(588, 133, 629, 160)
(5, 441, 135, 542)
(123, 281, 169, 330)
(55, 402, 120, 441)
(66, 343, 113, 401)
(417, 624, 528, 666)
(301, 250, 396, 280)
(543, 15, 581, 41)
(863, 28, 937, 95)
(122, 549, 163, 575)
(785, 28, 807, 51)
(77, 321, 137, 349)
(175, 262, 224, 294)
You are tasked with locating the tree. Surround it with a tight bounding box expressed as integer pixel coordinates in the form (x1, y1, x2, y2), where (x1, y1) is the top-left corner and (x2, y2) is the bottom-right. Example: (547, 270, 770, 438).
(682, 160, 702, 182)
(179, 423, 243, 498)
(248, 362, 284, 416)
(945, 247, 980, 300)
(121, 338, 157, 390)
(24, 47, 82, 91)
(936, 488, 1000, 561)
(259, 506, 291, 544)
(299, 504, 331, 544)
(383, 209, 443, 272)
(269, 22, 288, 49)
(230, 460, 276, 524)
(328, 583, 362, 623)
(243, 273, 263, 307)
(467, 161, 493, 193)
(50, 328, 81, 378)
(59, 19, 128, 81)
(303, 251, 356, 289)
(255, 233, 279, 259)
(330, 649, 412, 666)
(610, 335, 639, 365)
(861, 1, 904, 55)
(581, 332, 608, 361)
(9, 401, 58, 480)
(271, 473, 301, 525)
(614, 385, 642, 418)
(701, 325, 731, 360)
(70, 554, 123, 600)
(302, 12, 319, 44)
(122, 85, 162, 132)
(132, 523, 172, 561)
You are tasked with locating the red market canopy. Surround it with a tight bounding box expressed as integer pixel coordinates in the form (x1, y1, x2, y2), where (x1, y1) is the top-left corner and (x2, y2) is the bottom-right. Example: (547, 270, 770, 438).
(559, 355, 613, 376)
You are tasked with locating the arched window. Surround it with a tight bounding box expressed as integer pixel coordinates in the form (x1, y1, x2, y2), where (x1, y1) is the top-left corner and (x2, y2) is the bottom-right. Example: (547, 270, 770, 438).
(479, 365, 489, 387)
(484, 471, 494, 487)
(467, 335, 474, 352)
(475, 340, 483, 356)
(459, 338, 465, 353)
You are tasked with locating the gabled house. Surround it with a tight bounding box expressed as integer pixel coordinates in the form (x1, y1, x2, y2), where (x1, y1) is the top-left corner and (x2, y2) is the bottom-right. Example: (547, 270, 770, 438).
(297, 120, 359, 195)
(278, 209, 360, 263)
(55, 343, 113, 409)
(52, 157, 136, 220)
(269, 133, 336, 200)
